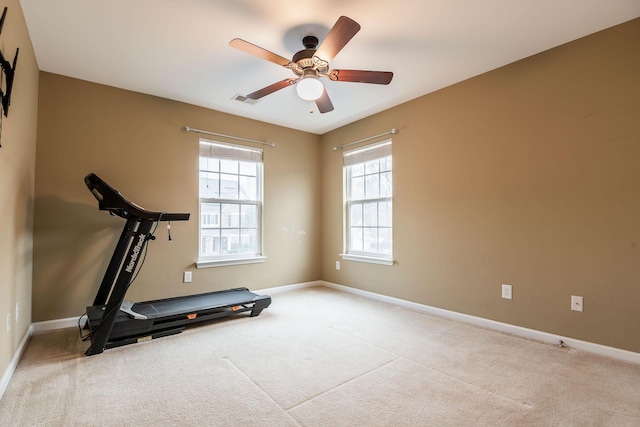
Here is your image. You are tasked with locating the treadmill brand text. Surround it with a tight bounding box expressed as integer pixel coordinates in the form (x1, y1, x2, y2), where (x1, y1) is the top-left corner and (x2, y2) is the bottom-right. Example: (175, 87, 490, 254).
(125, 234, 146, 273)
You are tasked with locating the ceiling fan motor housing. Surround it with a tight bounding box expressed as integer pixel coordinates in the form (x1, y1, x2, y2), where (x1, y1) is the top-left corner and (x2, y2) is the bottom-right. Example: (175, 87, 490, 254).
(292, 35, 329, 76)
(292, 49, 316, 66)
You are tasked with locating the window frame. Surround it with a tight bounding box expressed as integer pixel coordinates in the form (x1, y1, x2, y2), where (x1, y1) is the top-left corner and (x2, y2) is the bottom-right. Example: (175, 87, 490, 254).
(196, 138, 266, 268)
(340, 139, 394, 266)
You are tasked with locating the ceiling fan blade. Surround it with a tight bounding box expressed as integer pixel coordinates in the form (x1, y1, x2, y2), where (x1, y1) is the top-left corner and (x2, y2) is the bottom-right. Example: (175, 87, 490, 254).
(330, 70, 393, 85)
(314, 16, 361, 62)
(246, 79, 296, 100)
(229, 38, 292, 67)
(315, 89, 334, 113)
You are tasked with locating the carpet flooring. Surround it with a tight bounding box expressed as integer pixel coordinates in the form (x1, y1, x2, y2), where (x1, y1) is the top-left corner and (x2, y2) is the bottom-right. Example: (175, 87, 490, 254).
(1, 286, 639, 426)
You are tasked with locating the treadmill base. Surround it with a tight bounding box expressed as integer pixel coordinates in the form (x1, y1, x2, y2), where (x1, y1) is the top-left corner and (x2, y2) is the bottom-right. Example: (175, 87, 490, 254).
(85, 287, 271, 355)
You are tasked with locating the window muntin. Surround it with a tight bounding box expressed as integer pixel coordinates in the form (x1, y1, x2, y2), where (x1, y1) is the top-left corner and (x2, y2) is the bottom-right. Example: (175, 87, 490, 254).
(344, 140, 392, 260)
(199, 140, 262, 262)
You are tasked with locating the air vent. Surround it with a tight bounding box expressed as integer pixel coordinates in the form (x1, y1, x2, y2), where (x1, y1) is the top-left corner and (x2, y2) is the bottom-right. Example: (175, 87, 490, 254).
(233, 94, 259, 105)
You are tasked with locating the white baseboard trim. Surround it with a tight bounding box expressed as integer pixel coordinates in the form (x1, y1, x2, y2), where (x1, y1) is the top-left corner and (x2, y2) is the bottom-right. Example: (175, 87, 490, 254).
(255, 280, 322, 295)
(32, 316, 81, 333)
(321, 281, 640, 365)
(0, 324, 34, 401)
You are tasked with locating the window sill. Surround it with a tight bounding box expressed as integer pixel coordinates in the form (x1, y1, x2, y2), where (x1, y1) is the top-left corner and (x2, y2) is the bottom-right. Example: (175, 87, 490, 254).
(196, 256, 267, 268)
(339, 253, 395, 266)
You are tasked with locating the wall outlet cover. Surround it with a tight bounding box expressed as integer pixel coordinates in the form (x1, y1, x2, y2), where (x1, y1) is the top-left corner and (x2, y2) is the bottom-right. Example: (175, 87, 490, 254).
(571, 295, 583, 312)
(502, 284, 513, 300)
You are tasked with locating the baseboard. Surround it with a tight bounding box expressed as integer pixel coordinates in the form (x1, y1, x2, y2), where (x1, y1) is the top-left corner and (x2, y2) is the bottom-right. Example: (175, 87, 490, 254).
(321, 281, 640, 365)
(0, 324, 34, 401)
(255, 280, 322, 295)
(31, 316, 82, 333)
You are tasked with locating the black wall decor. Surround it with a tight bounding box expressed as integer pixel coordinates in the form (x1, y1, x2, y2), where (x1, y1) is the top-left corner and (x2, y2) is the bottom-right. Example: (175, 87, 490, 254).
(0, 6, 19, 118)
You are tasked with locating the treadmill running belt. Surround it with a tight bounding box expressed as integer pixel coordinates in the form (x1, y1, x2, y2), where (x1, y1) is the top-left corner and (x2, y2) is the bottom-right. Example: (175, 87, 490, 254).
(131, 288, 260, 318)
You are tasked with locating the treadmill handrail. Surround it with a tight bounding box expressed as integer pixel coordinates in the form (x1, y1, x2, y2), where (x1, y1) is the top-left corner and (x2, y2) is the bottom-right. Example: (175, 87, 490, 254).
(85, 173, 190, 221)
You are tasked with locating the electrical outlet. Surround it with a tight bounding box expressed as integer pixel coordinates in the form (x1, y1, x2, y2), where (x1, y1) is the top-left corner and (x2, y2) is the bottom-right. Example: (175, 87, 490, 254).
(571, 295, 583, 312)
(336, 261, 341, 270)
(183, 271, 192, 283)
(502, 284, 513, 300)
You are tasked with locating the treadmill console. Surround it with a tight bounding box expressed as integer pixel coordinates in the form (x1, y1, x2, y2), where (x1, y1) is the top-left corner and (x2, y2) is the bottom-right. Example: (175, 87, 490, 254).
(85, 173, 189, 221)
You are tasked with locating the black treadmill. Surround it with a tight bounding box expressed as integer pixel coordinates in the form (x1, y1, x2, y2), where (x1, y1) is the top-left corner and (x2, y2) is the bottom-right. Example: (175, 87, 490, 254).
(83, 173, 271, 355)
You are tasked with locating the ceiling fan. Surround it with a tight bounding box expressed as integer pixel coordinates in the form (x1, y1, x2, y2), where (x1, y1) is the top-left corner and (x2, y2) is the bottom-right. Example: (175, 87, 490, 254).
(229, 16, 393, 114)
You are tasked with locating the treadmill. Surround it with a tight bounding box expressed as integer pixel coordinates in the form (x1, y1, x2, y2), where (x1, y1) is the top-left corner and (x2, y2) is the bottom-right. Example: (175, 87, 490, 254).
(83, 173, 271, 356)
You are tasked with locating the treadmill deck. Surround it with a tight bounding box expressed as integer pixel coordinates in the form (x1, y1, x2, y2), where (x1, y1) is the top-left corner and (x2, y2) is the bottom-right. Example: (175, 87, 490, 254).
(86, 287, 271, 343)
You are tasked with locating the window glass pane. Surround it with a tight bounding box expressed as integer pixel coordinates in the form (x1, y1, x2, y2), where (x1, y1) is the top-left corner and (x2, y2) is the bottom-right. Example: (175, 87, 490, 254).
(351, 176, 364, 200)
(239, 161, 256, 176)
(379, 201, 392, 227)
(200, 227, 220, 256)
(240, 204, 257, 228)
(365, 174, 379, 199)
(201, 202, 221, 228)
(351, 163, 365, 177)
(220, 174, 239, 199)
(365, 159, 380, 174)
(349, 202, 363, 227)
(364, 228, 378, 253)
(221, 204, 240, 228)
(221, 229, 240, 254)
(221, 159, 238, 174)
(199, 172, 220, 199)
(380, 171, 392, 198)
(363, 202, 378, 227)
(379, 228, 392, 255)
(239, 176, 257, 201)
(240, 229, 257, 253)
(350, 227, 363, 252)
(380, 156, 392, 172)
(200, 157, 220, 172)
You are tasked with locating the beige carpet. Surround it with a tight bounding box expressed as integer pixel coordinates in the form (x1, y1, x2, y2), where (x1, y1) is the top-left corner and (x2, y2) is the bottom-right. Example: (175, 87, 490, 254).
(1, 286, 639, 426)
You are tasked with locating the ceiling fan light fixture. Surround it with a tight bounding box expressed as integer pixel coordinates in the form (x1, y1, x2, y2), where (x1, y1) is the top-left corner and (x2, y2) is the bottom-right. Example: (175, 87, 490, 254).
(296, 75, 324, 101)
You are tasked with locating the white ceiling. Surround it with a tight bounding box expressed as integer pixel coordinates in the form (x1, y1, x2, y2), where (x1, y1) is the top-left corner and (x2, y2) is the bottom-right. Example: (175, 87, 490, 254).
(19, 0, 640, 135)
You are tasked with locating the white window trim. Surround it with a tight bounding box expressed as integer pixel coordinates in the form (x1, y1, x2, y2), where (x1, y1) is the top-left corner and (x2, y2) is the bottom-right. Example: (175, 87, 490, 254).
(196, 256, 267, 269)
(339, 253, 394, 266)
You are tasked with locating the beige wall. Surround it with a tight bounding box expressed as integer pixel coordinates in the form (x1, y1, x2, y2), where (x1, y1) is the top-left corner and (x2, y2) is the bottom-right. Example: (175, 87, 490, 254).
(320, 19, 640, 353)
(0, 0, 39, 379)
(9, 13, 640, 368)
(32, 73, 321, 322)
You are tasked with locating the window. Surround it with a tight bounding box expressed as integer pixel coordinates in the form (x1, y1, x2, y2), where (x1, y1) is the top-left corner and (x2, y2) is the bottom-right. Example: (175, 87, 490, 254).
(197, 139, 264, 267)
(341, 140, 393, 265)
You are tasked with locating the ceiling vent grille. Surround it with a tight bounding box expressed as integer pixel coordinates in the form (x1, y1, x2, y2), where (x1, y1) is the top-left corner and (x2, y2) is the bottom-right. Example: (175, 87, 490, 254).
(233, 94, 259, 105)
